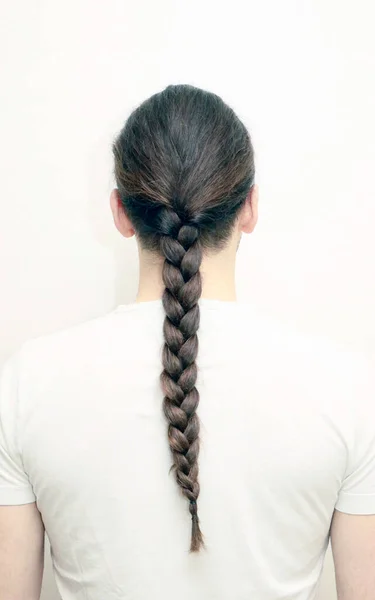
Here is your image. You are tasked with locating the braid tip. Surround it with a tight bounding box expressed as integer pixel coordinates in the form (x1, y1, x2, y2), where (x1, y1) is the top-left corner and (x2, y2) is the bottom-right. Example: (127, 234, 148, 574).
(189, 500, 205, 552)
(190, 516, 204, 552)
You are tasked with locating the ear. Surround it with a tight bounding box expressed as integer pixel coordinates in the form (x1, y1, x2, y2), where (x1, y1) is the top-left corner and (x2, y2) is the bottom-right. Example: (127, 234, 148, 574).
(110, 189, 135, 239)
(239, 184, 259, 234)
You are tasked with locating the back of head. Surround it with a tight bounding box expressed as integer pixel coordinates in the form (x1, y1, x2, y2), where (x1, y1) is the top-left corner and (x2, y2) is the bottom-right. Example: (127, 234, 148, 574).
(113, 84, 255, 552)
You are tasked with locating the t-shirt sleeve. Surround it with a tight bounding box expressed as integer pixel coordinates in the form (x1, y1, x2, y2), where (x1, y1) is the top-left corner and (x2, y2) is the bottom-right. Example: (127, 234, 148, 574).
(335, 354, 375, 515)
(0, 354, 36, 505)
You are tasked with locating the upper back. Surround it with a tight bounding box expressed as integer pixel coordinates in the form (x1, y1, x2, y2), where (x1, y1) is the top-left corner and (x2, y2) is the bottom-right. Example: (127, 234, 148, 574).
(1, 300, 374, 600)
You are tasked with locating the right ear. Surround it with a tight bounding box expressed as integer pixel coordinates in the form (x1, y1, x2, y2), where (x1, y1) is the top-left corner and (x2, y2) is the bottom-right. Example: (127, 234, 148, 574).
(240, 184, 259, 234)
(110, 189, 135, 239)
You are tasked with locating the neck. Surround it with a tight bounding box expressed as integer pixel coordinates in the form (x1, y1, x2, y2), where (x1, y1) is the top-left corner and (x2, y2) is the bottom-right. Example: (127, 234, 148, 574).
(136, 245, 238, 303)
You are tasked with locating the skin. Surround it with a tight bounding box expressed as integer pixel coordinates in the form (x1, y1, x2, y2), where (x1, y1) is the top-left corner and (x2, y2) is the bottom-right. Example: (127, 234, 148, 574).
(330, 511, 375, 599)
(0, 504, 44, 599)
(1, 185, 374, 598)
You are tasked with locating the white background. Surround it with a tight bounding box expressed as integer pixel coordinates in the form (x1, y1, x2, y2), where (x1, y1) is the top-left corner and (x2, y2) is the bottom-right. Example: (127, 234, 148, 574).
(1, 1, 374, 598)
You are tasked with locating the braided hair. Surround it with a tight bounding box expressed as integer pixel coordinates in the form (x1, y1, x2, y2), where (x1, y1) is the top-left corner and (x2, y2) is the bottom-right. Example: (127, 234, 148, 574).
(113, 85, 255, 552)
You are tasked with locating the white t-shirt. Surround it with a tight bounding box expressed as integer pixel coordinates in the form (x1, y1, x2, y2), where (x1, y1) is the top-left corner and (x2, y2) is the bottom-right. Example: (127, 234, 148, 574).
(1, 300, 375, 600)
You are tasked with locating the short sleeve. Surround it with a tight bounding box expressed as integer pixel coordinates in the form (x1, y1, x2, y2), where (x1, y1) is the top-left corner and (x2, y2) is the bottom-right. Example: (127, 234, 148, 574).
(0, 354, 36, 505)
(335, 355, 375, 515)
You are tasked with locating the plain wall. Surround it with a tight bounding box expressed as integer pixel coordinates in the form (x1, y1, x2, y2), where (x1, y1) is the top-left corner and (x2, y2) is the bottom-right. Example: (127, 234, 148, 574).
(1, 1, 374, 598)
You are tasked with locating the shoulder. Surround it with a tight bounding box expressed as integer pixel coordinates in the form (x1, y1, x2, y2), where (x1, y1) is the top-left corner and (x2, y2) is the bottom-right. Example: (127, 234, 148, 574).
(5, 310, 129, 396)
(12, 303, 163, 388)
(227, 302, 374, 409)
(19, 312, 117, 369)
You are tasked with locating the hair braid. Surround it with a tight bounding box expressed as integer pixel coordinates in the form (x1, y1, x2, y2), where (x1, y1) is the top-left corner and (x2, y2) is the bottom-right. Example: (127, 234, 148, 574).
(159, 207, 204, 552)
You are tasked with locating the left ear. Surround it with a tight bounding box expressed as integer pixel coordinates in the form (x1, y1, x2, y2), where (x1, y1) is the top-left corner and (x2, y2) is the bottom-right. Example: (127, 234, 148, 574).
(239, 184, 259, 234)
(110, 189, 135, 239)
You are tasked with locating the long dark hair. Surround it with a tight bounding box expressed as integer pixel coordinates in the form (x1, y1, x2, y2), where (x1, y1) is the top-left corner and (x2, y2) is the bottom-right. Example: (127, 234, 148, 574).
(113, 85, 255, 552)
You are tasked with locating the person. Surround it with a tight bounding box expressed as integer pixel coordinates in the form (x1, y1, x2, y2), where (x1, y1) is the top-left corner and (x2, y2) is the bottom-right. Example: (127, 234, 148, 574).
(0, 85, 374, 600)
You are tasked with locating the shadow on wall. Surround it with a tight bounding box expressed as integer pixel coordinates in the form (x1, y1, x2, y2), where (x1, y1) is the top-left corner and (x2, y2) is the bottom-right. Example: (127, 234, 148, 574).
(86, 130, 139, 308)
(41, 539, 59, 599)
